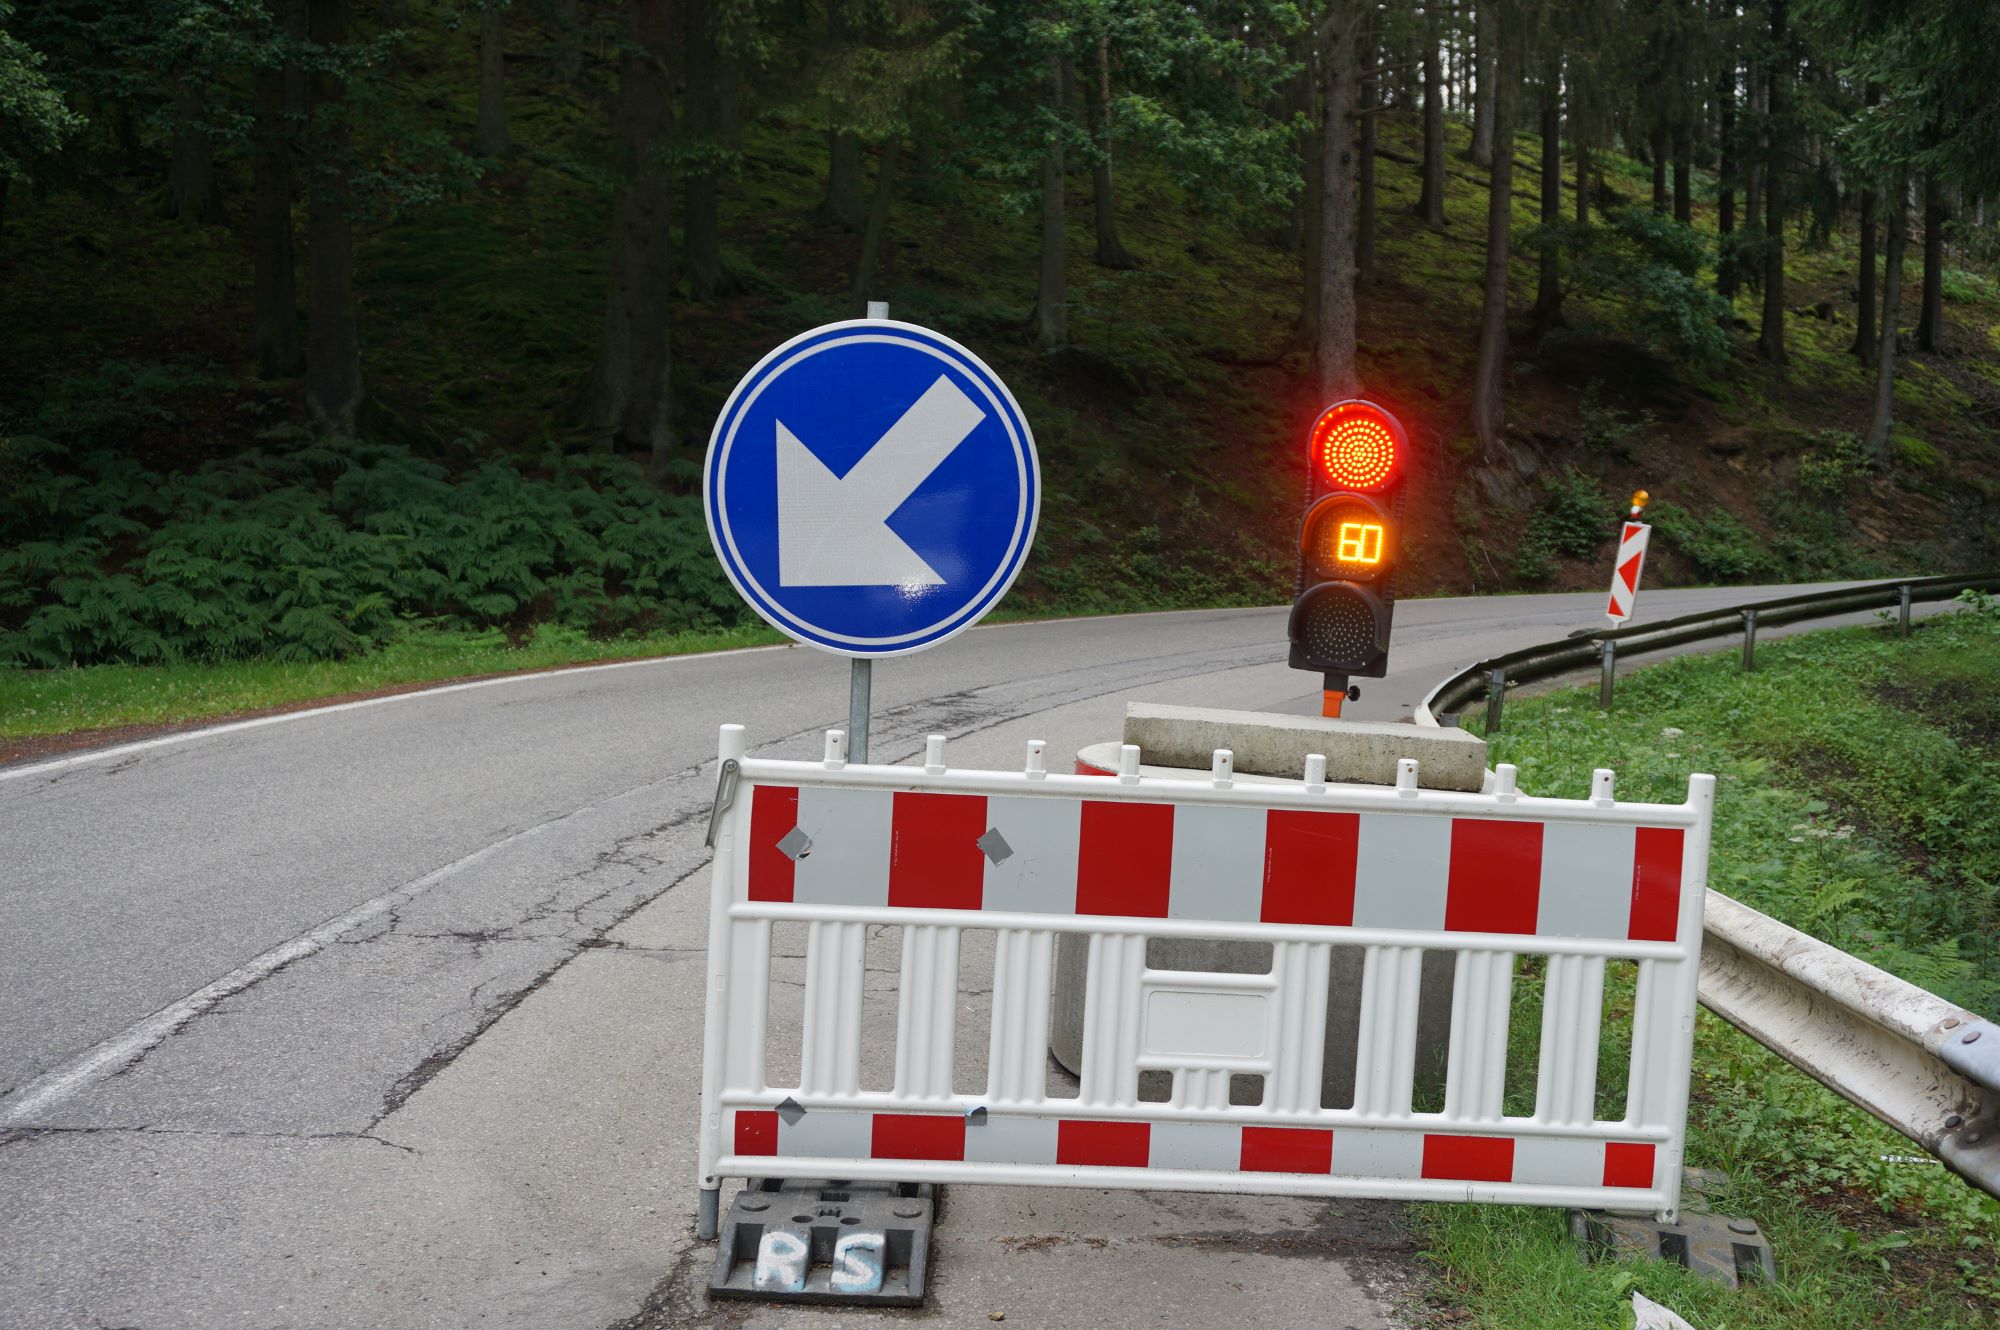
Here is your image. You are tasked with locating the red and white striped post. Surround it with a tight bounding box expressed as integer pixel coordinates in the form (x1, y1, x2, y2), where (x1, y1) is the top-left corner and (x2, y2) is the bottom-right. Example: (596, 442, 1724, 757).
(1605, 490, 1652, 628)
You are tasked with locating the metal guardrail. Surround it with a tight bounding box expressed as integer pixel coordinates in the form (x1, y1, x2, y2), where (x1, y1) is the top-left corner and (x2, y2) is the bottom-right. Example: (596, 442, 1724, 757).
(1700, 895, 1999, 1200)
(1413, 572, 2000, 1201)
(1417, 573, 2000, 732)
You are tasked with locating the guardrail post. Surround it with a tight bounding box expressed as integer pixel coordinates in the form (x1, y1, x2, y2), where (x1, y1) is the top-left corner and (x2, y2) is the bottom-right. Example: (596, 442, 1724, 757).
(1485, 667, 1507, 733)
(1740, 609, 1758, 672)
(1898, 583, 1913, 638)
(1598, 639, 1617, 711)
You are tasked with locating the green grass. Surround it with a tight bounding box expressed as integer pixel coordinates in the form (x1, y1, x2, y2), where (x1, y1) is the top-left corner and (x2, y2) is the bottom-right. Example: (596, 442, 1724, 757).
(1414, 601, 2000, 1328)
(0, 622, 782, 742)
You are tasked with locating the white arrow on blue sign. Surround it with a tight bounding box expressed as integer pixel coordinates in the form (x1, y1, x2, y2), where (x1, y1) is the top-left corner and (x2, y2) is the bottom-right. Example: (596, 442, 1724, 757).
(704, 319, 1040, 657)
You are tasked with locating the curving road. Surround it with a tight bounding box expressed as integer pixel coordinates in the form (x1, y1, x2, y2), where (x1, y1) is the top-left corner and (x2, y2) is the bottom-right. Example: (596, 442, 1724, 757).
(0, 580, 1945, 1329)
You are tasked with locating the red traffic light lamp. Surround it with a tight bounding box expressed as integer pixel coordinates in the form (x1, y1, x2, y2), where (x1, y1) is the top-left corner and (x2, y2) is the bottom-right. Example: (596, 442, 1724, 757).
(1290, 400, 1410, 714)
(1310, 400, 1405, 493)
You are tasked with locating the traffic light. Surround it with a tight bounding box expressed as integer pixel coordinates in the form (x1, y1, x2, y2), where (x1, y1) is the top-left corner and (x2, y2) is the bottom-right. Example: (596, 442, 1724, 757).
(1289, 400, 1408, 690)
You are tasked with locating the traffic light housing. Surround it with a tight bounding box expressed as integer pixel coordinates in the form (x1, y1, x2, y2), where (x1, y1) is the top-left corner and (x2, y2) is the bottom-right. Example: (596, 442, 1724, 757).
(1289, 400, 1407, 680)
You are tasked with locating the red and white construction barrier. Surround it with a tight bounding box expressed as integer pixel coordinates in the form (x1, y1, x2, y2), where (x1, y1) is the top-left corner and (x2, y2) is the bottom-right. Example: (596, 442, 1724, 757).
(697, 728, 1714, 1223)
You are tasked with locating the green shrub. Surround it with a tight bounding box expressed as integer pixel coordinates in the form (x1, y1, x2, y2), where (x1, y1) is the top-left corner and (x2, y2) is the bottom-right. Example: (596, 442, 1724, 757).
(1796, 428, 1870, 500)
(1938, 267, 1998, 305)
(1575, 388, 1654, 461)
(0, 431, 743, 668)
(1513, 468, 1612, 583)
(1648, 500, 1775, 581)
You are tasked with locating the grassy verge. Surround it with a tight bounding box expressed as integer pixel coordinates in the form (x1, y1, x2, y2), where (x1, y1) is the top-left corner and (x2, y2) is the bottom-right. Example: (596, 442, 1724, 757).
(0, 622, 783, 743)
(1413, 598, 2000, 1329)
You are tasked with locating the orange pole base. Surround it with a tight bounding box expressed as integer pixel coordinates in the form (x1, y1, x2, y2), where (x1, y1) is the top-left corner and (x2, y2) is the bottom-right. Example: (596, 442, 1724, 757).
(1321, 690, 1344, 719)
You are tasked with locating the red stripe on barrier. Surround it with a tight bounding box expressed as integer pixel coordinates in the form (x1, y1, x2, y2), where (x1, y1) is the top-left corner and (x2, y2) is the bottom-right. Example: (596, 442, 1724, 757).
(1628, 828, 1684, 941)
(1602, 1141, 1656, 1189)
(872, 1113, 967, 1162)
(888, 791, 988, 910)
(1261, 810, 1360, 926)
(1444, 820, 1543, 934)
(1056, 1120, 1151, 1167)
(1240, 1126, 1334, 1174)
(1076, 801, 1174, 918)
(735, 1110, 778, 1156)
(747, 786, 799, 903)
(1421, 1134, 1514, 1182)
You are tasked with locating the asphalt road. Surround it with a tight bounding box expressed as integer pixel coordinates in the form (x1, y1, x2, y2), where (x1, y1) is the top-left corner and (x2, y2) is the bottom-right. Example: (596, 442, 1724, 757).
(0, 580, 1946, 1329)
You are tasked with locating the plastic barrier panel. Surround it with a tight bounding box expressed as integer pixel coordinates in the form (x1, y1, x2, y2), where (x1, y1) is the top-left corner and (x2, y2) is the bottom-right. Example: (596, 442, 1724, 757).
(697, 726, 1714, 1226)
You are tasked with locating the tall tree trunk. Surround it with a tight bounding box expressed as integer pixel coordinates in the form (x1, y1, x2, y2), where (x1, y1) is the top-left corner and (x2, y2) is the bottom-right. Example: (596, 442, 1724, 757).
(474, 2, 511, 157)
(588, 0, 678, 469)
(1313, 7, 1360, 402)
(1742, 69, 1761, 293)
(1531, 52, 1562, 334)
(852, 138, 901, 302)
(1084, 38, 1136, 269)
(1031, 53, 1069, 349)
(1356, 16, 1377, 282)
(1650, 123, 1668, 213)
(1865, 180, 1906, 464)
(1671, 122, 1691, 224)
(251, 0, 305, 378)
(1574, 137, 1589, 226)
(683, 0, 737, 299)
(165, 83, 225, 223)
(1916, 174, 1944, 351)
(1756, 0, 1786, 365)
(1293, 73, 1324, 346)
(1415, 2, 1446, 228)
(1470, 10, 1495, 168)
(824, 131, 865, 231)
(1716, 63, 1737, 299)
(1470, 3, 1512, 461)
(1850, 184, 1877, 364)
(0, 177, 9, 244)
(306, 0, 361, 435)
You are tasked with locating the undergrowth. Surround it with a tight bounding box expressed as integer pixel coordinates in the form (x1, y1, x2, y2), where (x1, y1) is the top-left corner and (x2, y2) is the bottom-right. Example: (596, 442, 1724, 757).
(1, 376, 743, 666)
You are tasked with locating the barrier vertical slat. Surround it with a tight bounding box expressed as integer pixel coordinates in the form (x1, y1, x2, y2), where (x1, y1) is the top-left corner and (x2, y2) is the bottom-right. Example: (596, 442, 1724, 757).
(1173, 1067, 1230, 1110)
(800, 920, 866, 1096)
(987, 928, 1055, 1103)
(894, 925, 960, 1100)
(696, 724, 749, 1239)
(1534, 952, 1606, 1126)
(1354, 944, 1424, 1117)
(1268, 940, 1332, 1113)
(1443, 949, 1515, 1122)
(1081, 932, 1145, 1107)
(721, 918, 772, 1094)
(1626, 958, 1677, 1131)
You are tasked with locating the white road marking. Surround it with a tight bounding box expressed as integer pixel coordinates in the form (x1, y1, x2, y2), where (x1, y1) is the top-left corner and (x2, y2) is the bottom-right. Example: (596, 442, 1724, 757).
(0, 816, 564, 1126)
(0, 643, 791, 784)
(0, 606, 1291, 786)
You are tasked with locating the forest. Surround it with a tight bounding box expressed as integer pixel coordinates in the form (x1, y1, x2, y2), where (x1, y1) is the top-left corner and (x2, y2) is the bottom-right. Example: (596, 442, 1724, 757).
(2, 0, 1997, 674)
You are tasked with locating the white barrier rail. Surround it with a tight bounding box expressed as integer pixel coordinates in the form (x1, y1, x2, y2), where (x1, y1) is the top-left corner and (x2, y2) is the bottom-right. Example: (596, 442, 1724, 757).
(696, 724, 1716, 1236)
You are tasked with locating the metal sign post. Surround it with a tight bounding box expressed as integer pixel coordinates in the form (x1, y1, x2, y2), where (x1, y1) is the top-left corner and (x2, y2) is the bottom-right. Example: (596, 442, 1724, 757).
(841, 301, 890, 761)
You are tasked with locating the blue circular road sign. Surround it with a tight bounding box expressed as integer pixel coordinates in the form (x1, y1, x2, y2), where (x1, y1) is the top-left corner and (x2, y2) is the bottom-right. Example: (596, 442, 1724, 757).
(704, 320, 1040, 657)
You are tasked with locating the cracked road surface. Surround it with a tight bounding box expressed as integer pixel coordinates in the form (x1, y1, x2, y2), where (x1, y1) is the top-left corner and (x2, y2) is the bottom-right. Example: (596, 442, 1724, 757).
(0, 584, 1930, 1328)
